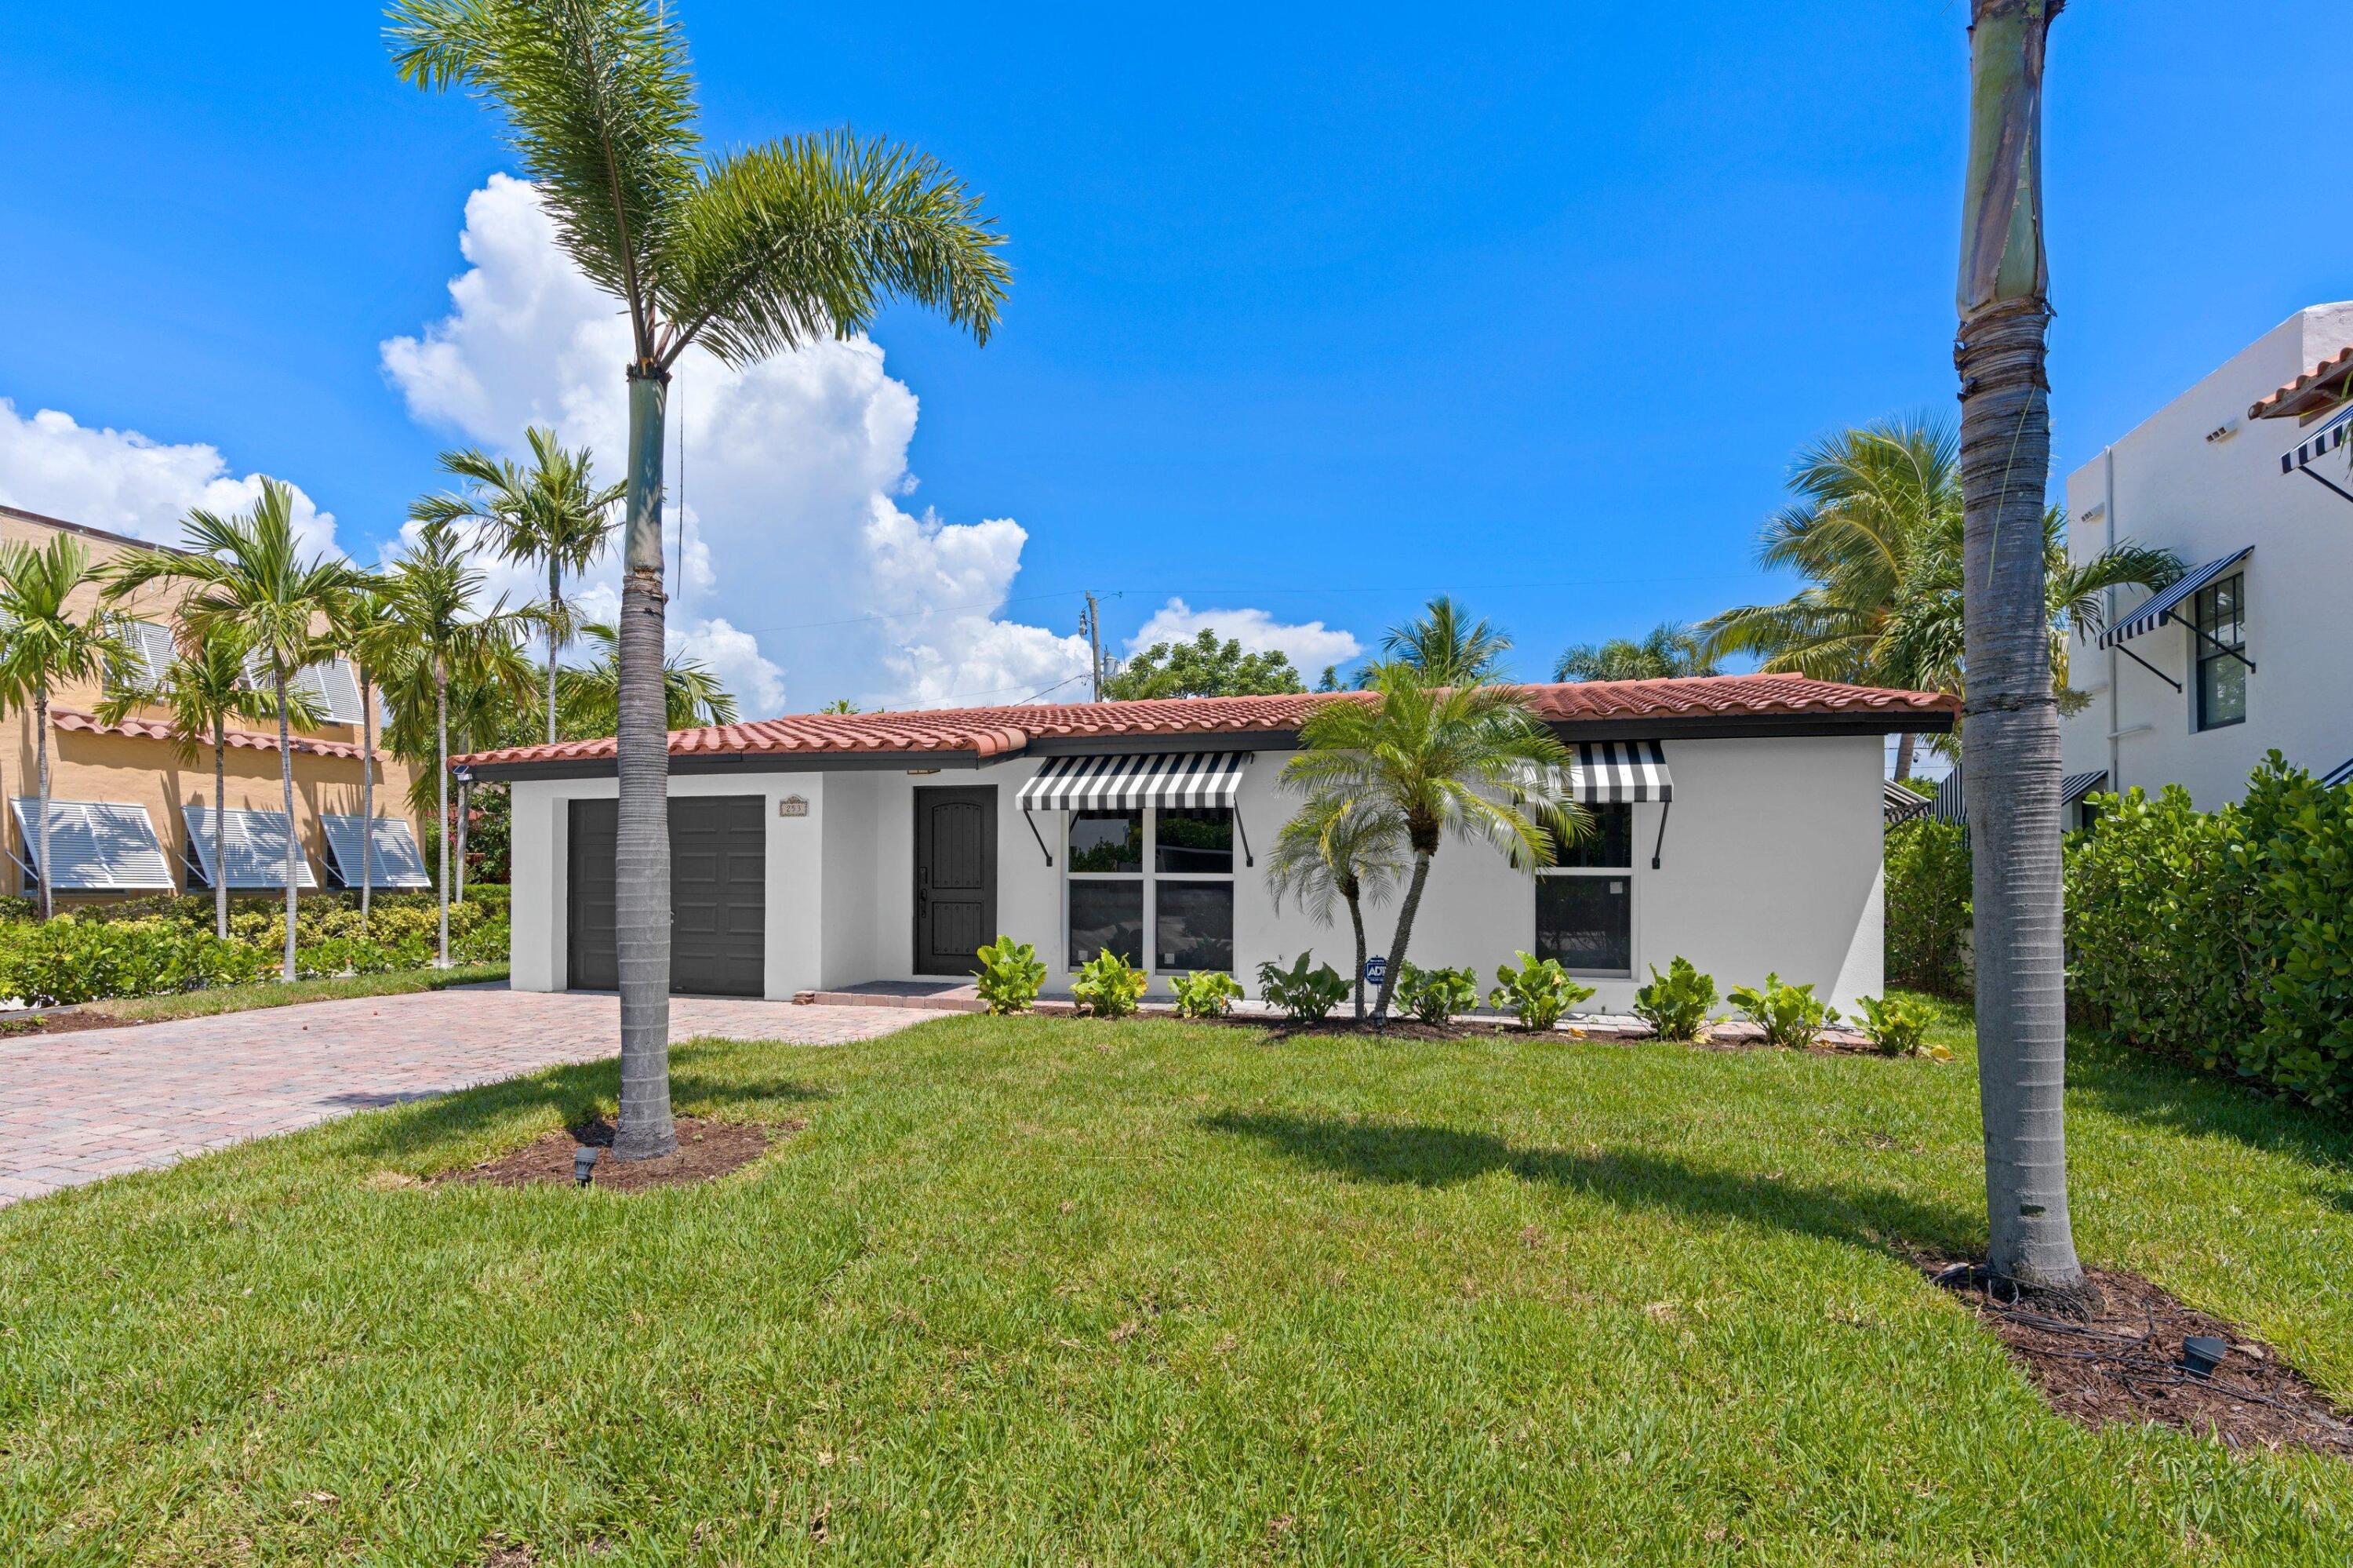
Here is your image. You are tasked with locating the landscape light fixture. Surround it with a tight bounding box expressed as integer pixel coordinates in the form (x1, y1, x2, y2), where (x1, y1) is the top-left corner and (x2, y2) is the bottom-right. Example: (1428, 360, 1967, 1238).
(2180, 1335, 2228, 1379)
(574, 1146, 599, 1188)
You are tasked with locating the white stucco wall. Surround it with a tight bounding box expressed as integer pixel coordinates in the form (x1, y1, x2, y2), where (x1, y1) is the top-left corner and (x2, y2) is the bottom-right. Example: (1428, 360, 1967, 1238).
(2061, 302, 2353, 809)
(507, 729, 1886, 1014)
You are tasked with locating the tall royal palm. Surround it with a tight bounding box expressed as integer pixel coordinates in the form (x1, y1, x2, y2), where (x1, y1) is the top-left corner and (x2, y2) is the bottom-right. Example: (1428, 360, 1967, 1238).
(392, 0, 1010, 1159)
(555, 621, 736, 739)
(381, 521, 537, 966)
(0, 537, 132, 919)
(1958, 0, 2087, 1304)
(329, 580, 416, 930)
(95, 627, 311, 940)
(109, 482, 361, 978)
(413, 426, 621, 746)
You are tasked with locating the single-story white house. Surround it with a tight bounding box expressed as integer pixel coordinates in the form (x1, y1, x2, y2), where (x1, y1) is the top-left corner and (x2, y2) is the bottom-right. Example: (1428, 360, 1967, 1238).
(457, 674, 1955, 1014)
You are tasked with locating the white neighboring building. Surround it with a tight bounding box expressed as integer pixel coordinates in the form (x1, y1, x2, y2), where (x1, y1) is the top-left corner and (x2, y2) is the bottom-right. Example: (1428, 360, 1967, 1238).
(460, 675, 1952, 1016)
(2060, 303, 2353, 819)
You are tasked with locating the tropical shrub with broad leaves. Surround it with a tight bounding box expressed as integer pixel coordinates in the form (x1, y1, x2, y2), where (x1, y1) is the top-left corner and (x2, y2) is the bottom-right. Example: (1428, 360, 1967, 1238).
(1488, 952, 1593, 1033)
(1855, 995, 1947, 1060)
(1884, 817, 1973, 996)
(1072, 949, 1148, 1019)
(1394, 962, 1478, 1026)
(1727, 973, 1839, 1050)
(1631, 956, 1716, 1041)
(1256, 952, 1351, 1024)
(972, 936, 1047, 1015)
(0, 919, 274, 1007)
(1172, 970, 1244, 1019)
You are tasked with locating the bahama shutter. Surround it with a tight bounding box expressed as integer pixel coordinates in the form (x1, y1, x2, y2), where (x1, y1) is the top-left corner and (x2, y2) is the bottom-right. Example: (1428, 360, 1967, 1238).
(182, 805, 319, 890)
(9, 799, 177, 892)
(318, 814, 433, 889)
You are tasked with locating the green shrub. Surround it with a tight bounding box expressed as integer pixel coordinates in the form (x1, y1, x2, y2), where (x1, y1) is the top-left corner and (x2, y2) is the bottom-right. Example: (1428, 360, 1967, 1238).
(2233, 759, 2353, 1108)
(1727, 973, 1838, 1050)
(1884, 817, 1973, 995)
(1255, 951, 1350, 1024)
(1172, 970, 1244, 1019)
(294, 937, 402, 980)
(1854, 995, 1946, 1060)
(1394, 962, 1478, 1026)
(450, 919, 511, 966)
(972, 936, 1048, 1015)
(1071, 949, 1148, 1019)
(1631, 956, 1716, 1041)
(1487, 951, 1592, 1033)
(0, 918, 273, 1007)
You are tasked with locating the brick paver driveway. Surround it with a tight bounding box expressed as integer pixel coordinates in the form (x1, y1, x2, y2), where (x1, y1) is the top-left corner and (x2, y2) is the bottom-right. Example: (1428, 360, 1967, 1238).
(0, 986, 926, 1206)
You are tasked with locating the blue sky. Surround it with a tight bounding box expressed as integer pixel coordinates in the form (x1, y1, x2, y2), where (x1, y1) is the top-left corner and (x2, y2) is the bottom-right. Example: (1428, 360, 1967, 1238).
(1, 2, 2342, 719)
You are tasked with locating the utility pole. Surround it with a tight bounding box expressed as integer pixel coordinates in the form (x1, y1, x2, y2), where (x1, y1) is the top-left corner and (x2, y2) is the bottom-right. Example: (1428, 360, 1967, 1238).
(1080, 591, 1104, 700)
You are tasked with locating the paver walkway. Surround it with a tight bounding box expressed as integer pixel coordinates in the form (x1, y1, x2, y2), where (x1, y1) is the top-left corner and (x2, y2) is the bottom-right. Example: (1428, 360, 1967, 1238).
(0, 986, 925, 1206)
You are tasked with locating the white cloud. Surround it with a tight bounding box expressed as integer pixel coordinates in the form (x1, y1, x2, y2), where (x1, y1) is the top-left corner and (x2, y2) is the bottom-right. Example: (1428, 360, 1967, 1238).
(1126, 598, 1362, 680)
(0, 398, 340, 556)
(380, 175, 1088, 714)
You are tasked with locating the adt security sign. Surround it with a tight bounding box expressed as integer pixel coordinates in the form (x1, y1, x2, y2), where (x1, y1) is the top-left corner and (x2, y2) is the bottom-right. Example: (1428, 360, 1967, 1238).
(1362, 955, 1388, 987)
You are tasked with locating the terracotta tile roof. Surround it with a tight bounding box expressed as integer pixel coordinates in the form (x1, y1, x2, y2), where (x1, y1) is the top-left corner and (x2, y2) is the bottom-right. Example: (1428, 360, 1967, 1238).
(53, 708, 380, 762)
(2250, 344, 2353, 421)
(455, 674, 1957, 771)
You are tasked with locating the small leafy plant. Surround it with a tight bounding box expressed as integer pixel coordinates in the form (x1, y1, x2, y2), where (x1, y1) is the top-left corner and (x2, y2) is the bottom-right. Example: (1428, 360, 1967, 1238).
(1727, 973, 1839, 1050)
(1487, 951, 1594, 1032)
(1394, 961, 1479, 1026)
(1172, 969, 1244, 1019)
(1255, 951, 1350, 1024)
(1631, 956, 1717, 1041)
(1072, 948, 1149, 1019)
(1856, 994, 1948, 1060)
(972, 935, 1047, 1015)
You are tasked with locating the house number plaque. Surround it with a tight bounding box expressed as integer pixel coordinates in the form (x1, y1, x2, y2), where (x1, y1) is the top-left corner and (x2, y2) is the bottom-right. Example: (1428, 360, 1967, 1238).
(778, 795, 809, 818)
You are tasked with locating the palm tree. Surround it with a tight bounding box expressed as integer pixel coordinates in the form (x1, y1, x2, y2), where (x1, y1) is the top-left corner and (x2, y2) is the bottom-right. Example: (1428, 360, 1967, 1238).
(380, 521, 538, 965)
(94, 628, 316, 940)
(413, 426, 621, 746)
(1554, 623, 1718, 682)
(1957, 0, 2088, 1304)
(0, 537, 133, 919)
(108, 482, 361, 978)
(1265, 791, 1405, 1021)
(391, 0, 1011, 1160)
(1372, 595, 1512, 687)
(329, 580, 416, 930)
(1284, 665, 1581, 1022)
(554, 622, 737, 738)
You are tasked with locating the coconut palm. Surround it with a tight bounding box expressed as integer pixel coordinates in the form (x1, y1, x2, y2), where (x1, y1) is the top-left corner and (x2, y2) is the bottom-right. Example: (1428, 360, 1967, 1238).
(555, 621, 737, 738)
(380, 521, 539, 965)
(95, 628, 318, 940)
(413, 426, 621, 746)
(1956, 0, 2087, 1304)
(107, 482, 362, 977)
(1265, 791, 1406, 1021)
(1284, 665, 1582, 1022)
(391, 0, 1011, 1160)
(1373, 595, 1513, 687)
(1554, 623, 1718, 682)
(0, 537, 133, 919)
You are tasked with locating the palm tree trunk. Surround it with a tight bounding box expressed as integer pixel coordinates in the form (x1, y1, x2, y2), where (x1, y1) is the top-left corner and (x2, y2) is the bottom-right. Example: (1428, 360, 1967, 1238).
(35, 683, 52, 921)
(358, 674, 374, 930)
(1373, 852, 1434, 1023)
(275, 671, 298, 982)
(1893, 731, 1918, 783)
(456, 777, 468, 905)
(547, 560, 562, 748)
(435, 664, 450, 968)
(213, 720, 228, 941)
(1345, 886, 1367, 1022)
(1958, 0, 2087, 1303)
(613, 369, 676, 1161)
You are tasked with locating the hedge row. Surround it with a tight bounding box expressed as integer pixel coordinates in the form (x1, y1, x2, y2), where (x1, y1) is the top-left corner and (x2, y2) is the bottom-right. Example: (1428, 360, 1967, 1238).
(1884, 817, 1972, 995)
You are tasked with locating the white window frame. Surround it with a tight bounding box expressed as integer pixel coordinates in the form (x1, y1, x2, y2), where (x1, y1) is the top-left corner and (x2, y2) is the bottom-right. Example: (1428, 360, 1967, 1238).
(1061, 806, 1238, 975)
(1533, 803, 1638, 980)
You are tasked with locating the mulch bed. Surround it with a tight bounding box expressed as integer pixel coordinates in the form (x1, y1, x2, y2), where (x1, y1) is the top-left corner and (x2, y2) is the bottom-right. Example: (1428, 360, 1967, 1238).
(432, 1116, 791, 1192)
(1922, 1254, 2353, 1459)
(0, 1008, 140, 1037)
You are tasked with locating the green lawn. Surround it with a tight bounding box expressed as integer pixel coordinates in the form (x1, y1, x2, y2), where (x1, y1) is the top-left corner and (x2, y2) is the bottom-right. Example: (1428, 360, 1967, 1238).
(5, 1005, 2352, 1564)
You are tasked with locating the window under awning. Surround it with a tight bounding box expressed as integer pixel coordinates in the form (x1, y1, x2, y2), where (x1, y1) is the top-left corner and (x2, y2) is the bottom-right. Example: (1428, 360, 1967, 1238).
(2099, 548, 2253, 652)
(319, 813, 433, 890)
(9, 799, 176, 891)
(184, 805, 318, 890)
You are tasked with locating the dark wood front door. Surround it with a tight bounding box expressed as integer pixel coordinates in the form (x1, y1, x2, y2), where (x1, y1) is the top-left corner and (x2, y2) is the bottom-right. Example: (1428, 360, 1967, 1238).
(913, 786, 996, 976)
(567, 795, 766, 997)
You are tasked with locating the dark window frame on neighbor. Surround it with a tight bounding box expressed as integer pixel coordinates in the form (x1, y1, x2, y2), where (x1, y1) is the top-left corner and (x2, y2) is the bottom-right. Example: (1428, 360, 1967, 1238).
(1534, 802, 1635, 979)
(1064, 806, 1235, 973)
(2191, 572, 2248, 733)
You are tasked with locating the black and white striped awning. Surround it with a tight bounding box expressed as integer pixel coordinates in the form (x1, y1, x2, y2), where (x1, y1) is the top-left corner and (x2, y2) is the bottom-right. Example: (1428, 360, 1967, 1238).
(2323, 755, 2353, 789)
(2280, 400, 2353, 479)
(1016, 751, 1249, 812)
(2062, 769, 2109, 808)
(2097, 548, 2250, 649)
(1883, 779, 1933, 823)
(1925, 763, 2103, 826)
(1567, 741, 1672, 804)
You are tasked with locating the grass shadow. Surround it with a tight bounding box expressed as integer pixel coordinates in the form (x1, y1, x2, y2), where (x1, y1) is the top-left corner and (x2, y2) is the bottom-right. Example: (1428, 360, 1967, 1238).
(1202, 1110, 1979, 1255)
(2067, 1033, 2353, 1210)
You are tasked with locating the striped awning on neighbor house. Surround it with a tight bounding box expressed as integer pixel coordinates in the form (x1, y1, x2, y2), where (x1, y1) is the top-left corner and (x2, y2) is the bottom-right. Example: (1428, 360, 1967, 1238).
(1926, 764, 2105, 828)
(2099, 549, 2251, 649)
(1883, 779, 1933, 823)
(1016, 751, 1251, 812)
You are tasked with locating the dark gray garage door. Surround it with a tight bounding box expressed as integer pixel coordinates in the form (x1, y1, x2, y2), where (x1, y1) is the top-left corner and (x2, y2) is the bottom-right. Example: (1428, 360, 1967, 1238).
(566, 795, 766, 997)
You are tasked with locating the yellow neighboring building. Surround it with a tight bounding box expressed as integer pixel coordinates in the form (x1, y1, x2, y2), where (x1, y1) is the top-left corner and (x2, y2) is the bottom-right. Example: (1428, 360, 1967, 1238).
(0, 504, 426, 900)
